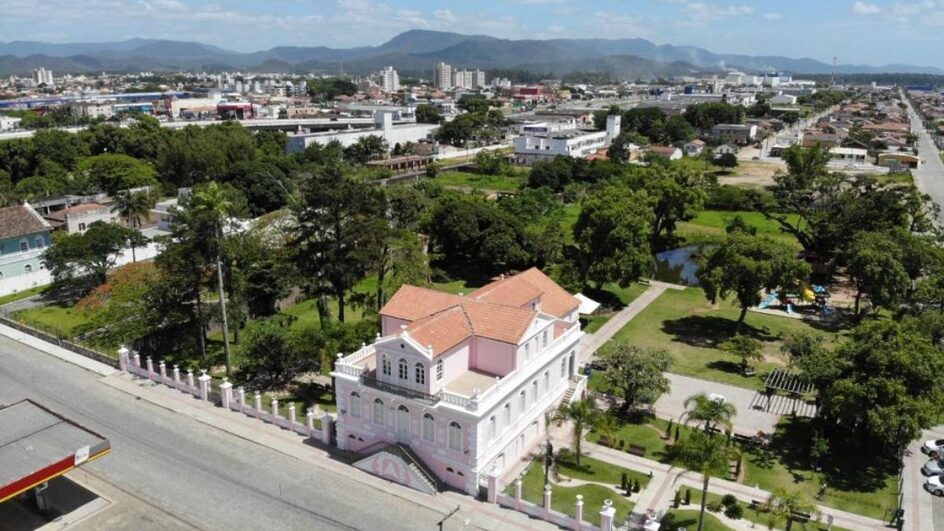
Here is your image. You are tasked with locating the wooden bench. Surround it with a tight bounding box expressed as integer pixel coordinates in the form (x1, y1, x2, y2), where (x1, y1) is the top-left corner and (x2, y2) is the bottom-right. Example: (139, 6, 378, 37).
(790, 511, 812, 523)
(749, 500, 765, 511)
(627, 445, 646, 457)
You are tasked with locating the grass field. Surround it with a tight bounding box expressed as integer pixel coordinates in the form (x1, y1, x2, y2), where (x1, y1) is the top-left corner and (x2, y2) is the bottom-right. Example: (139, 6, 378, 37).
(0, 285, 49, 306)
(434, 171, 524, 192)
(511, 459, 636, 527)
(661, 510, 733, 531)
(13, 303, 95, 338)
(677, 210, 801, 248)
(606, 287, 842, 389)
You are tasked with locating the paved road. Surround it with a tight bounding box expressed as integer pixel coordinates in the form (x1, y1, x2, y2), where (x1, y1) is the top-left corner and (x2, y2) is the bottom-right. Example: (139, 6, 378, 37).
(0, 335, 444, 531)
(903, 90, 944, 226)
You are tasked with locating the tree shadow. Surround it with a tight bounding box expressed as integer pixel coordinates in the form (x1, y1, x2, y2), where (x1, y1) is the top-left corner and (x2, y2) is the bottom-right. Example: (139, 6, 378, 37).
(661, 315, 777, 349)
(706, 360, 744, 374)
(582, 286, 628, 311)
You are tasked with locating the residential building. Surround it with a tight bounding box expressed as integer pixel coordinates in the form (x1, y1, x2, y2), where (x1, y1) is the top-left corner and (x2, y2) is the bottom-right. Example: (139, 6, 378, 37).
(473, 70, 486, 89)
(379, 66, 400, 93)
(715, 143, 739, 156)
(43, 202, 119, 234)
(683, 139, 706, 156)
(332, 268, 586, 495)
(513, 115, 621, 164)
(0, 203, 52, 282)
(647, 145, 683, 161)
(710, 123, 757, 145)
(452, 70, 474, 90)
(33, 68, 54, 86)
(828, 147, 868, 163)
(434, 63, 453, 91)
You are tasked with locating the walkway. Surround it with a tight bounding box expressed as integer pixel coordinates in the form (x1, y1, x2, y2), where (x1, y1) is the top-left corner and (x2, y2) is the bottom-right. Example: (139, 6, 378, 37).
(654, 374, 782, 436)
(579, 281, 684, 363)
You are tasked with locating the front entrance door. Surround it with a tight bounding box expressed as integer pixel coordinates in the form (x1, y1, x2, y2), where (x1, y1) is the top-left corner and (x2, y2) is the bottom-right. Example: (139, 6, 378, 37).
(396, 406, 410, 442)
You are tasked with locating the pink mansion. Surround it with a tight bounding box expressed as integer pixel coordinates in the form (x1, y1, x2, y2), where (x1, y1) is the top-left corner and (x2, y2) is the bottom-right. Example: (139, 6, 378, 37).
(332, 268, 588, 495)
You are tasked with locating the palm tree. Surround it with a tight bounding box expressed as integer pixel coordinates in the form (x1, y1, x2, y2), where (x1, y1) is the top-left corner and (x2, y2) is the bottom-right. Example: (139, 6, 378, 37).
(191, 182, 237, 377)
(682, 392, 737, 435)
(554, 398, 601, 467)
(675, 430, 735, 531)
(112, 190, 156, 262)
(766, 488, 818, 531)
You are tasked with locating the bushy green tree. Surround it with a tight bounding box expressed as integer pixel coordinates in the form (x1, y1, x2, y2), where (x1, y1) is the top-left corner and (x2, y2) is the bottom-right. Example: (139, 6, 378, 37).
(599, 343, 672, 413)
(42, 221, 140, 287)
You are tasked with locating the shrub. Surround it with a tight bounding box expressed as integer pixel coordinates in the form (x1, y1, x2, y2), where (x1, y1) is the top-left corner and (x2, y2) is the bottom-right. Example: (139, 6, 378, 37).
(621, 472, 629, 492)
(684, 488, 691, 505)
(673, 490, 682, 508)
(724, 503, 744, 520)
(707, 500, 723, 513)
(618, 440, 625, 449)
(632, 479, 641, 493)
(721, 494, 738, 508)
(666, 419, 674, 438)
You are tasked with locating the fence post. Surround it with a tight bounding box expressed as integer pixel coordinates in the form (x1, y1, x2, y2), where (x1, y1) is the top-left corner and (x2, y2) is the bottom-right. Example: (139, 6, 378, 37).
(173, 365, 181, 385)
(159, 360, 167, 382)
(198, 370, 211, 401)
(238, 387, 246, 410)
(145, 356, 154, 376)
(220, 378, 233, 409)
(132, 351, 141, 370)
(487, 467, 501, 504)
(271, 398, 280, 426)
(321, 412, 333, 445)
(575, 495, 584, 531)
(544, 484, 552, 515)
(254, 391, 262, 419)
(514, 479, 523, 511)
(288, 404, 296, 427)
(306, 408, 315, 437)
(187, 369, 195, 390)
(599, 499, 615, 531)
(118, 346, 129, 372)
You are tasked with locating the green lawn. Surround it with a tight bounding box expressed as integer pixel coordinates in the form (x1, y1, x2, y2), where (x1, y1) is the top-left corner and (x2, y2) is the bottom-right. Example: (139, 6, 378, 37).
(560, 203, 581, 242)
(0, 285, 49, 306)
(587, 416, 697, 462)
(434, 171, 524, 192)
(511, 459, 635, 527)
(606, 287, 842, 389)
(742, 418, 898, 520)
(677, 210, 802, 248)
(13, 303, 95, 338)
(672, 489, 852, 531)
(661, 510, 733, 531)
(555, 452, 651, 490)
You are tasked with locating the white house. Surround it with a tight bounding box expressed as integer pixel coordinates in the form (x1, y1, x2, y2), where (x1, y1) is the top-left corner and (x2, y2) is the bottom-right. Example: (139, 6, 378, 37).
(332, 268, 587, 495)
(44, 202, 119, 234)
(513, 115, 620, 164)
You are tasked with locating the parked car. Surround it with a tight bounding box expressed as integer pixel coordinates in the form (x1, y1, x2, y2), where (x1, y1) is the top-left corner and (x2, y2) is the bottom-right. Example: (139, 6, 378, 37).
(923, 439, 944, 455)
(922, 458, 944, 476)
(927, 475, 944, 496)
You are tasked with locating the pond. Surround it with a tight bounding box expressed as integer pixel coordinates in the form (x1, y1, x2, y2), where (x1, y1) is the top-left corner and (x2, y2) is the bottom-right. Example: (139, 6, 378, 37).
(652, 245, 712, 287)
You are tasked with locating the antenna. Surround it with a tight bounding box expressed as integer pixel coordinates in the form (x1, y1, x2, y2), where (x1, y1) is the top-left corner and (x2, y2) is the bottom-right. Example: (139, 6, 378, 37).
(831, 56, 837, 87)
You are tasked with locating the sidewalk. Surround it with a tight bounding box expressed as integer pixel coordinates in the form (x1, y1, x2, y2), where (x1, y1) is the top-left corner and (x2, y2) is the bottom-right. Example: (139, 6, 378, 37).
(0, 322, 116, 376)
(101, 373, 557, 531)
(579, 281, 684, 363)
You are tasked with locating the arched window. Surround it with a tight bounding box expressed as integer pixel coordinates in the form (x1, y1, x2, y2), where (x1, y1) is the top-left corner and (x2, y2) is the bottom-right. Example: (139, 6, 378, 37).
(488, 416, 496, 441)
(519, 390, 526, 415)
(543, 371, 549, 394)
(398, 358, 408, 380)
(448, 421, 462, 452)
(422, 413, 435, 441)
(349, 392, 361, 418)
(531, 380, 538, 404)
(415, 362, 425, 385)
(34, 237, 44, 249)
(503, 403, 511, 427)
(382, 355, 391, 376)
(373, 398, 384, 424)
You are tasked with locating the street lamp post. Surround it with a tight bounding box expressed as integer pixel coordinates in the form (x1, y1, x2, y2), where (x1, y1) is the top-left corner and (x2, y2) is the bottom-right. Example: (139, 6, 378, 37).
(543, 439, 554, 487)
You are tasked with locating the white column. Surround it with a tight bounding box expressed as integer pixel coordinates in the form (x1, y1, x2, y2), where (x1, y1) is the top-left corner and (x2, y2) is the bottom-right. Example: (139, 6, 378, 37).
(254, 391, 262, 418)
(220, 378, 233, 409)
(487, 468, 501, 504)
(145, 356, 154, 376)
(173, 365, 181, 385)
(118, 346, 129, 371)
(238, 387, 246, 410)
(544, 484, 552, 514)
(198, 370, 211, 401)
(158, 360, 167, 381)
(514, 479, 523, 511)
(599, 499, 615, 531)
(288, 404, 296, 427)
(575, 494, 584, 530)
(132, 351, 141, 371)
(306, 408, 315, 437)
(321, 412, 333, 444)
(271, 398, 280, 426)
(186, 369, 195, 390)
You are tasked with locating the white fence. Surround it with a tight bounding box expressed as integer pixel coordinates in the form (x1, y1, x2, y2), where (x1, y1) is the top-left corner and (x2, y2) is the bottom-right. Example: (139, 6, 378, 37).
(490, 475, 608, 531)
(119, 347, 334, 445)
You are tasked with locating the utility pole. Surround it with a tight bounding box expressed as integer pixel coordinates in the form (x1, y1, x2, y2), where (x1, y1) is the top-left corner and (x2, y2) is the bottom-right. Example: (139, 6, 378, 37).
(831, 56, 837, 88)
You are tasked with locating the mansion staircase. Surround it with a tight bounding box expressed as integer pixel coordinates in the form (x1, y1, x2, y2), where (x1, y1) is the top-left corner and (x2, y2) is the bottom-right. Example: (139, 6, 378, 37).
(353, 442, 441, 495)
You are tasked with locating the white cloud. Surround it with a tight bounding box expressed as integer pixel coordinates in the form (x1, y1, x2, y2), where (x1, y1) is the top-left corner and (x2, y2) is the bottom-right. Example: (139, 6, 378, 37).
(764, 12, 783, 20)
(852, 2, 882, 14)
(686, 2, 754, 22)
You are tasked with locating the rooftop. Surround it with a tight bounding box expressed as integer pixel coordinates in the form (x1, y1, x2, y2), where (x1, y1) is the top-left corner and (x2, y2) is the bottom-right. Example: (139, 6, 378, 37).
(44, 202, 110, 221)
(444, 369, 500, 397)
(0, 203, 52, 240)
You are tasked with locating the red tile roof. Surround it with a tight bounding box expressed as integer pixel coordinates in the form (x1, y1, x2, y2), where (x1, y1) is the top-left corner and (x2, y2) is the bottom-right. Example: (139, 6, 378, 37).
(0, 204, 51, 240)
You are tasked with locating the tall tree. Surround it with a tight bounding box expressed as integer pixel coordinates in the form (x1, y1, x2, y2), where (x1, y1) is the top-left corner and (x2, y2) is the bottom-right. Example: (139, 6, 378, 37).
(572, 182, 654, 289)
(599, 344, 671, 413)
(845, 231, 909, 317)
(76, 153, 157, 196)
(190, 182, 243, 377)
(112, 189, 157, 262)
(674, 431, 736, 531)
(698, 232, 810, 327)
(291, 161, 386, 322)
(42, 221, 140, 287)
(553, 398, 601, 466)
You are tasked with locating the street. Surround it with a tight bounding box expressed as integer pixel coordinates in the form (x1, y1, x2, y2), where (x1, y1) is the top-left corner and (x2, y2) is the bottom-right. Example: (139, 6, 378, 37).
(0, 334, 445, 531)
(902, 90, 944, 226)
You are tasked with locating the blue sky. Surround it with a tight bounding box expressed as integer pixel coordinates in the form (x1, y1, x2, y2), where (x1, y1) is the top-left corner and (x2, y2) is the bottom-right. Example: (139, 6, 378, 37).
(1, 0, 943, 68)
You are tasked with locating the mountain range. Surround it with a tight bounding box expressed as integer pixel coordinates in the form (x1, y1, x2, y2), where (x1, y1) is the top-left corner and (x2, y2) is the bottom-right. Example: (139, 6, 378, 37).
(1, 30, 942, 78)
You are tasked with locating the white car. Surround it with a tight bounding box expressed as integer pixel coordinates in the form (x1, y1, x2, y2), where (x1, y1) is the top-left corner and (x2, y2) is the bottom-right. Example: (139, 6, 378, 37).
(923, 439, 944, 455)
(923, 459, 944, 476)
(927, 475, 944, 496)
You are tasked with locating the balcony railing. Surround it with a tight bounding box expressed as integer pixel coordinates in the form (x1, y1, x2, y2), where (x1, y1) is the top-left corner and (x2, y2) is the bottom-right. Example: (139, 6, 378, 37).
(361, 375, 440, 406)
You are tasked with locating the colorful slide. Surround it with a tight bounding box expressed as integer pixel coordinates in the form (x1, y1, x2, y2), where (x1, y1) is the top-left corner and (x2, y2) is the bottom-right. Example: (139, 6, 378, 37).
(758, 291, 778, 310)
(787, 303, 795, 316)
